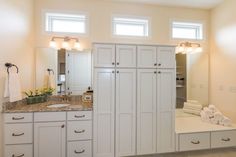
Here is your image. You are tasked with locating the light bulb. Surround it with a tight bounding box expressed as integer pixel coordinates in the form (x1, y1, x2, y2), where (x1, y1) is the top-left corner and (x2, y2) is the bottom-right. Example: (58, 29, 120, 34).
(195, 47, 203, 53)
(74, 41, 81, 50)
(62, 41, 70, 49)
(49, 40, 57, 49)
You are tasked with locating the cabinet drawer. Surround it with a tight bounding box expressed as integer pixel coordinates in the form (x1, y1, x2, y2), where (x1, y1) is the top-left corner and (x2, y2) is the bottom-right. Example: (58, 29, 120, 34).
(5, 144, 32, 157)
(68, 121, 92, 141)
(67, 111, 92, 121)
(179, 132, 210, 151)
(4, 113, 33, 123)
(34, 112, 66, 122)
(68, 141, 92, 157)
(211, 130, 236, 148)
(5, 123, 32, 144)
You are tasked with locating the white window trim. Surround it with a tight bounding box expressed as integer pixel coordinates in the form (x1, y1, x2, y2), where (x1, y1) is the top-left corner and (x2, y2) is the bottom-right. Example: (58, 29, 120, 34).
(111, 14, 152, 39)
(169, 19, 206, 42)
(42, 10, 89, 37)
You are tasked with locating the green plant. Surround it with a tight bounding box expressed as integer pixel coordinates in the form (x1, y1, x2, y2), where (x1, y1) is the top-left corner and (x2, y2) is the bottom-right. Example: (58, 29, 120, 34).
(24, 87, 55, 98)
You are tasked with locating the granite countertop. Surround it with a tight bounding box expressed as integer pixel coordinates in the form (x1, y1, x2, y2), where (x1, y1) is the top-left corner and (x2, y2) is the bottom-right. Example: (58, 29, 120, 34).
(2, 96, 93, 113)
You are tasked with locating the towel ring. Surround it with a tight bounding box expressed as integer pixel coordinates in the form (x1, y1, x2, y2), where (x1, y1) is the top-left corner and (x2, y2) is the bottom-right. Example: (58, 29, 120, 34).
(5, 63, 19, 73)
(47, 68, 54, 75)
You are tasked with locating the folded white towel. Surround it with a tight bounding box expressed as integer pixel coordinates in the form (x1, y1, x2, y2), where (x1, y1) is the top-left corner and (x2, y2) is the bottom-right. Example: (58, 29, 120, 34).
(210, 117, 219, 125)
(184, 102, 202, 110)
(187, 100, 199, 104)
(208, 104, 219, 113)
(213, 111, 224, 122)
(200, 111, 210, 123)
(220, 116, 232, 127)
(183, 108, 201, 116)
(203, 107, 214, 118)
(4, 72, 22, 102)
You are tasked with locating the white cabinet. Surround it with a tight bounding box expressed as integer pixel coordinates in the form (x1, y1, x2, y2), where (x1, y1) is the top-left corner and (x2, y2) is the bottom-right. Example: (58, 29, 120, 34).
(115, 69, 136, 156)
(93, 69, 115, 157)
(5, 144, 33, 157)
(34, 122, 66, 157)
(137, 69, 157, 155)
(67, 141, 92, 157)
(157, 47, 176, 69)
(93, 44, 115, 68)
(156, 69, 176, 153)
(137, 46, 157, 68)
(116, 45, 136, 68)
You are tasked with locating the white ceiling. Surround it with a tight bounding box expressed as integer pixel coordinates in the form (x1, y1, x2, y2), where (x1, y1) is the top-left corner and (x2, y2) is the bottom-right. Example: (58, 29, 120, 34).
(109, 0, 224, 9)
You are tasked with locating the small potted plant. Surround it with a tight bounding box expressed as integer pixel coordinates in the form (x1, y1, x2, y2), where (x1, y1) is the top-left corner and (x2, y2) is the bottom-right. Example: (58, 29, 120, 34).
(24, 87, 55, 105)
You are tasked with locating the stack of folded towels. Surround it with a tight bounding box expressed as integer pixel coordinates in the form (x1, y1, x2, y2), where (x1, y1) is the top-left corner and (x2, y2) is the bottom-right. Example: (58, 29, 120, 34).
(200, 104, 232, 127)
(183, 100, 203, 116)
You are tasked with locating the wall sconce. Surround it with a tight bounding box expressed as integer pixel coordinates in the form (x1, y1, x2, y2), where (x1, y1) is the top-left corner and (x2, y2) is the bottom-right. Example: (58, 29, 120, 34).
(49, 36, 81, 50)
(176, 42, 203, 54)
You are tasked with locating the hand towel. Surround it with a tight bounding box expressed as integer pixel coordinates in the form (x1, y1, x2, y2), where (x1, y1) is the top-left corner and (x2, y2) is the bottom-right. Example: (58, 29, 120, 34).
(184, 102, 203, 110)
(208, 104, 219, 113)
(183, 108, 201, 116)
(203, 107, 214, 118)
(4, 72, 22, 102)
(187, 100, 199, 104)
(213, 111, 224, 122)
(48, 74, 55, 89)
(220, 116, 232, 127)
(210, 117, 219, 125)
(200, 111, 210, 123)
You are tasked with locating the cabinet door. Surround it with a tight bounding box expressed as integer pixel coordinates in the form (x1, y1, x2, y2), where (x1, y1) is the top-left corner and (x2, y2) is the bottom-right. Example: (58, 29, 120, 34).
(34, 122, 66, 157)
(115, 69, 136, 156)
(137, 69, 157, 155)
(93, 69, 115, 157)
(157, 46, 176, 68)
(93, 44, 115, 68)
(137, 46, 157, 68)
(156, 69, 175, 153)
(116, 45, 136, 68)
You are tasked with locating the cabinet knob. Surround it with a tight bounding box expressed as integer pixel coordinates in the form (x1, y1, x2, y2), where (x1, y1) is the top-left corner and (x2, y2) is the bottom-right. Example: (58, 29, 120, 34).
(12, 133, 24, 137)
(12, 154, 25, 157)
(158, 63, 161, 66)
(158, 71, 161, 74)
(61, 124, 65, 128)
(154, 71, 157, 74)
(12, 117, 24, 120)
(117, 71, 119, 73)
(74, 130, 85, 134)
(74, 149, 85, 154)
(117, 62, 120, 65)
(112, 62, 115, 65)
(112, 71, 115, 73)
(154, 63, 157, 66)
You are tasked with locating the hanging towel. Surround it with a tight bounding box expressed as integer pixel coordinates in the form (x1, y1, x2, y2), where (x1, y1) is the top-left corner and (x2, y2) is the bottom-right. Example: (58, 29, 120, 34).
(4, 72, 22, 102)
(48, 73, 55, 89)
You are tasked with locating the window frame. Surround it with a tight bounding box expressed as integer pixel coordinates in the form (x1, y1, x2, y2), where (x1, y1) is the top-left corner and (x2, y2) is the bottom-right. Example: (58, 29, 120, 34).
(43, 10, 89, 36)
(111, 15, 151, 39)
(170, 19, 205, 41)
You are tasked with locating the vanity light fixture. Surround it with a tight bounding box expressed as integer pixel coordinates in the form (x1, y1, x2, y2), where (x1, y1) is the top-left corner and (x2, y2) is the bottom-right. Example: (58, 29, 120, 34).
(49, 36, 81, 50)
(176, 42, 203, 54)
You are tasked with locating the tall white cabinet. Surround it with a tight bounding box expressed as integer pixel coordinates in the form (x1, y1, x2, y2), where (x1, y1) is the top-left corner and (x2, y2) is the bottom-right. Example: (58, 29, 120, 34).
(93, 43, 176, 157)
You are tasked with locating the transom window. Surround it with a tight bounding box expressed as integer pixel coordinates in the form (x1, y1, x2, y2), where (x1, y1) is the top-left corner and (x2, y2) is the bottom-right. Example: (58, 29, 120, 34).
(112, 16, 149, 37)
(45, 12, 88, 34)
(172, 21, 203, 40)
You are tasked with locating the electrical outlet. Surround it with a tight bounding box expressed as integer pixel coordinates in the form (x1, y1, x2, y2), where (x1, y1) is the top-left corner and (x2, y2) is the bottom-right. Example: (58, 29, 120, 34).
(229, 86, 236, 93)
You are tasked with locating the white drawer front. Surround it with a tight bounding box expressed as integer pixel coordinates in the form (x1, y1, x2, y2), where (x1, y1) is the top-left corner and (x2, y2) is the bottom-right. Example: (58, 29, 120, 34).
(34, 112, 66, 122)
(4, 113, 33, 123)
(211, 130, 236, 148)
(5, 123, 33, 145)
(67, 111, 92, 121)
(5, 144, 32, 157)
(68, 141, 92, 157)
(68, 121, 92, 141)
(179, 132, 210, 151)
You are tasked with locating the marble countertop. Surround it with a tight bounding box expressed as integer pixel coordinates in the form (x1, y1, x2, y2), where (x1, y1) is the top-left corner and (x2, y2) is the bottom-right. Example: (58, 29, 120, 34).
(2, 96, 93, 113)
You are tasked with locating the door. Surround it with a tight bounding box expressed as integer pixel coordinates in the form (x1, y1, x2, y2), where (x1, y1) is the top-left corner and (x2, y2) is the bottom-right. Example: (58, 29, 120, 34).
(157, 46, 176, 68)
(156, 69, 175, 153)
(115, 69, 136, 156)
(34, 122, 66, 157)
(137, 46, 157, 68)
(66, 51, 92, 95)
(137, 69, 157, 155)
(93, 44, 115, 68)
(116, 45, 136, 68)
(93, 68, 115, 157)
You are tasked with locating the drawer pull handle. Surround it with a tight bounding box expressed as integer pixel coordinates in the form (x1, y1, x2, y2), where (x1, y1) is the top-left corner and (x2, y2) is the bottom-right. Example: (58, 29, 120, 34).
(191, 141, 200, 144)
(74, 130, 85, 133)
(12, 133, 24, 137)
(222, 138, 231, 142)
(74, 149, 85, 154)
(74, 115, 85, 118)
(12, 117, 24, 120)
(12, 154, 24, 157)
(61, 124, 65, 128)
(158, 63, 161, 66)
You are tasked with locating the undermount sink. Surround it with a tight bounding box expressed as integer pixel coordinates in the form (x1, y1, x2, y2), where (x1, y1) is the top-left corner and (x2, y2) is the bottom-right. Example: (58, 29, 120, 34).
(47, 104, 70, 108)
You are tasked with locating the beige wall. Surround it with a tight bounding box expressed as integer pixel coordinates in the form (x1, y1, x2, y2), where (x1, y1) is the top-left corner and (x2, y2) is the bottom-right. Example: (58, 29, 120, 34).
(210, 0, 236, 122)
(0, 0, 35, 156)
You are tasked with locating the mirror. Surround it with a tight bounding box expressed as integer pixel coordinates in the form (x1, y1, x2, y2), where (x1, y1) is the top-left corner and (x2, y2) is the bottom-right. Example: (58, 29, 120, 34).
(176, 52, 208, 108)
(35, 48, 92, 95)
